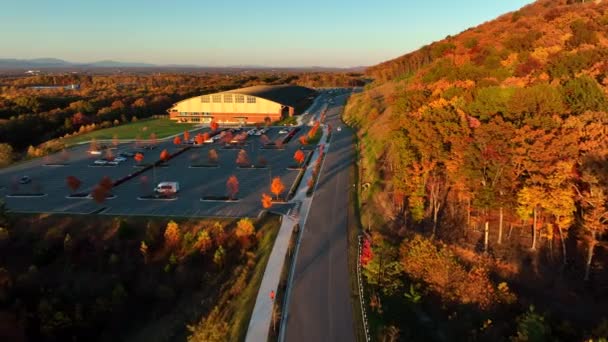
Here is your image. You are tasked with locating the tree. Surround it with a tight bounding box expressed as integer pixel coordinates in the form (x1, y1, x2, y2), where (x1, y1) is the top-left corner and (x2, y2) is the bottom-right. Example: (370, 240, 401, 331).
(99, 176, 113, 192)
(294, 150, 305, 166)
(183, 130, 190, 142)
(579, 173, 608, 281)
(140, 241, 148, 263)
(91, 185, 107, 204)
(261, 193, 273, 209)
(264, 116, 271, 127)
(195, 133, 205, 145)
(173, 136, 182, 145)
(360, 238, 373, 266)
(213, 245, 225, 267)
(112, 134, 119, 147)
(271, 177, 285, 200)
(562, 76, 607, 115)
(235, 218, 255, 250)
(226, 175, 239, 200)
(160, 149, 170, 162)
(164, 220, 181, 248)
(65, 176, 81, 194)
(236, 149, 250, 167)
(194, 230, 213, 254)
(210, 121, 219, 131)
(0, 143, 14, 167)
(134, 152, 144, 164)
(208, 149, 218, 164)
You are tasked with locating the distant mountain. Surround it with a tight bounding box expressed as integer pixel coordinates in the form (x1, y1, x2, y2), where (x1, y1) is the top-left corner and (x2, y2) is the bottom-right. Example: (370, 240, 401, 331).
(0, 58, 365, 71)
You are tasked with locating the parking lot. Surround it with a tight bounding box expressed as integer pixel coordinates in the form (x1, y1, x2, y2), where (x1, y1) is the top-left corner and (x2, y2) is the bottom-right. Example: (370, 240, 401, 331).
(0, 124, 315, 218)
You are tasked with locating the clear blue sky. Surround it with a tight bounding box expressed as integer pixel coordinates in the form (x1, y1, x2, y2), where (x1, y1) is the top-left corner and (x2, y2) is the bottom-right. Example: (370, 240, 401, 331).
(0, 0, 532, 67)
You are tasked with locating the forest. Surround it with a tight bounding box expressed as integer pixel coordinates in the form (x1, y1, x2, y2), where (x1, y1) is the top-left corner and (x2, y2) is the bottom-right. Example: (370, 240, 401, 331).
(345, 0, 608, 340)
(0, 71, 365, 164)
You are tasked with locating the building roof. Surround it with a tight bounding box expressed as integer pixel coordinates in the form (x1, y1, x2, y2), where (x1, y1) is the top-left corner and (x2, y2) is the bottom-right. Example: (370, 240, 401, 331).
(221, 84, 316, 107)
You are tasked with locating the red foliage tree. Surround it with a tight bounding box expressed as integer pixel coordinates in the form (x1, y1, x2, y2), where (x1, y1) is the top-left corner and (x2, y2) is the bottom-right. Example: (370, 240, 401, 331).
(299, 136, 309, 145)
(222, 131, 234, 144)
(360, 238, 374, 266)
(210, 121, 219, 131)
(160, 149, 170, 162)
(208, 149, 218, 164)
(195, 133, 205, 145)
(236, 149, 250, 167)
(134, 152, 144, 164)
(294, 150, 305, 166)
(226, 175, 239, 200)
(91, 186, 107, 204)
(183, 130, 190, 142)
(173, 136, 182, 145)
(99, 176, 113, 192)
(66, 176, 81, 193)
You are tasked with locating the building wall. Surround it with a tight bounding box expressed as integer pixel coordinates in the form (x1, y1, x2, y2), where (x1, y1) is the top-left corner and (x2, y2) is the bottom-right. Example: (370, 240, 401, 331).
(170, 94, 282, 115)
(172, 112, 282, 124)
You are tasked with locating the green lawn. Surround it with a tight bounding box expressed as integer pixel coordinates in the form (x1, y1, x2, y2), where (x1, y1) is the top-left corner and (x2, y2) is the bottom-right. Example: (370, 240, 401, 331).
(60, 118, 197, 145)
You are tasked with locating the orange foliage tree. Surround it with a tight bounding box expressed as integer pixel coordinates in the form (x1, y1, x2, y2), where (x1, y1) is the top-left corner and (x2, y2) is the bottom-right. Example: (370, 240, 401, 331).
(271, 177, 285, 200)
(235, 218, 255, 250)
(164, 220, 181, 249)
(134, 152, 144, 163)
(299, 136, 308, 145)
(194, 230, 213, 254)
(183, 130, 190, 142)
(173, 136, 182, 145)
(261, 193, 273, 209)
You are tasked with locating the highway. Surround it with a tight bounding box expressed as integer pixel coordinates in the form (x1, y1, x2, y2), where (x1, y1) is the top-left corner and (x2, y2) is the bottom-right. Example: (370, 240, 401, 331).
(283, 91, 356, 341)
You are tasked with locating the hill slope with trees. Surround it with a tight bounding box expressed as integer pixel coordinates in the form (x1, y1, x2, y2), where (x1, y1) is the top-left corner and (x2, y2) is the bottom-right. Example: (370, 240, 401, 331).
(345, 0, 608, 340)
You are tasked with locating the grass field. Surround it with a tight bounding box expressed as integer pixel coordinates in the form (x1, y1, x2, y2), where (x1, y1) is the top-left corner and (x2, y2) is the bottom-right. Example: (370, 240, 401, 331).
(60, 118, 197, 145)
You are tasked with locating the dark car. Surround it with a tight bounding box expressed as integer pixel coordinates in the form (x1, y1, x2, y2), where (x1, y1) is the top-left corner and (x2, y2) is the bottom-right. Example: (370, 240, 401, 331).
(18, 176, 31, 184)
(119, 151, 135, 157)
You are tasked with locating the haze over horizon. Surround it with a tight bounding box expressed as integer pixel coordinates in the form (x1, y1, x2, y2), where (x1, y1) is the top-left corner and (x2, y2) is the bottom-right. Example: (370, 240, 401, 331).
(1, 0, 532, 68)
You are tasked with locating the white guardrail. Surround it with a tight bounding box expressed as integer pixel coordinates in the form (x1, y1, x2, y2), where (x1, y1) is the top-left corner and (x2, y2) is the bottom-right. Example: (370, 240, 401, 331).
(358, 235, 372, 342)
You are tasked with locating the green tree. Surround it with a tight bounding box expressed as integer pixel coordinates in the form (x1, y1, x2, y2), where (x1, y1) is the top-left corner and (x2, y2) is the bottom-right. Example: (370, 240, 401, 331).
(562, 76, 607, 115)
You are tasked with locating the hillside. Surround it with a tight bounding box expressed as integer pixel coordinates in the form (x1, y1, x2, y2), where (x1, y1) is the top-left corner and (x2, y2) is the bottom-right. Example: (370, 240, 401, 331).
(345, 0, 608, 340)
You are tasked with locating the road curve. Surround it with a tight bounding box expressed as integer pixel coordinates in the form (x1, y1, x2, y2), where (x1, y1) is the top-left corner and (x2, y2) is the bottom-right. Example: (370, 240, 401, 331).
(283, 93, 356, 342)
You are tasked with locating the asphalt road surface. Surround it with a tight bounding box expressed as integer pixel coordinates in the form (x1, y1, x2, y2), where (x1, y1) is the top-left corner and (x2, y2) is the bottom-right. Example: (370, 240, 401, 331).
(284, 91, 356, 341)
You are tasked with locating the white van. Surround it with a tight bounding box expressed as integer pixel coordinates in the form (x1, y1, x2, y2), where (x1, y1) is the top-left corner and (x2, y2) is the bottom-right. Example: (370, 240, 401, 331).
(154, 182, 180, 194)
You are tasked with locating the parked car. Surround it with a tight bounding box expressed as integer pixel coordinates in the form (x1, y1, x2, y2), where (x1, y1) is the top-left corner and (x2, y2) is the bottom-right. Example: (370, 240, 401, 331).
(278, 129, 289, 134)
(107, 160, 119, 166)
(204, 138, 214, 143)
(114, 156, 127, 162)
(94, 160, 108, 165)
(89, 150, 102, 155)
(155, 182, 180, 194)
(18, 176, 31, 184)
(337, 126, 342, 132)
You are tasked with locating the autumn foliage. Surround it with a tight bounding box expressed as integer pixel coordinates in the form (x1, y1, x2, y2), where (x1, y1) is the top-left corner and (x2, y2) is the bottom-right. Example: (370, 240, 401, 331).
(134, 152, 144, 163)
(271, 177, 285, 200)
(159, 149, 170, 162)
(293, 150, 305, 166)
(173, 136, 182, 145)
(164, 220, 181, 248)
(210, 121, 219, 131)
(261, 193, 272, 209)
(226, 175, 239, 200)
(236, 149, 250, 167)
(65, 176, 81, 193)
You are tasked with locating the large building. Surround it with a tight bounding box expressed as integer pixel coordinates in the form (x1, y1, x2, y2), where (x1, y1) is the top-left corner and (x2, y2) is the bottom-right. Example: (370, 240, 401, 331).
(168, 84, 316, 125)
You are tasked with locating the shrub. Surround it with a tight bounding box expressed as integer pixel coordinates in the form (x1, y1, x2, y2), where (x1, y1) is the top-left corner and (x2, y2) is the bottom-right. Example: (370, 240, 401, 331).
(566, 19, 598, 49)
